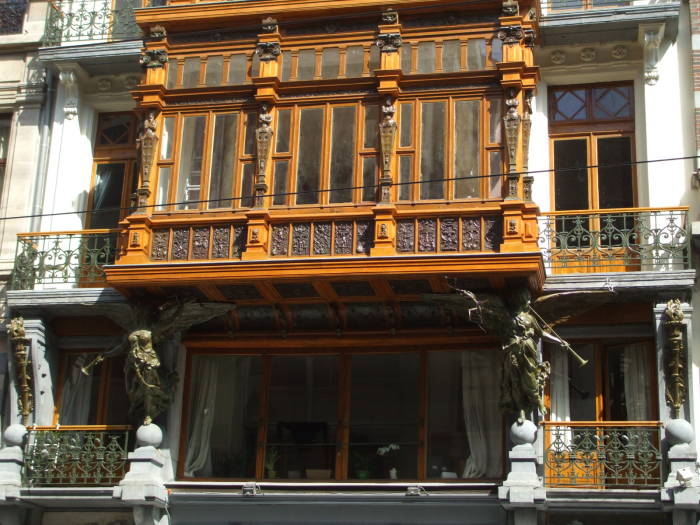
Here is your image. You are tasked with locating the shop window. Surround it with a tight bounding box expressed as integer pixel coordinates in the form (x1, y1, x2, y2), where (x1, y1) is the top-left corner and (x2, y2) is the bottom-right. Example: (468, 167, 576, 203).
(181, 350, 504, 481)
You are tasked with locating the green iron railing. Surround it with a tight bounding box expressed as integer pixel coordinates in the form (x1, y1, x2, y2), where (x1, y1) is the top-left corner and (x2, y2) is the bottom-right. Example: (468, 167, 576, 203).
(537, 207, 689, 273)
(24, 426, 131, 486)
(11, 230, 119, 290)
(42, 0, 142, 46)
(543, 422, 663, 489)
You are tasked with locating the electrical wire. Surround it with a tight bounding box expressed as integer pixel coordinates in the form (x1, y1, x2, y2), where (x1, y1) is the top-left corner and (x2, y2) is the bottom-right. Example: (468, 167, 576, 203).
(0, 153, 695, 223)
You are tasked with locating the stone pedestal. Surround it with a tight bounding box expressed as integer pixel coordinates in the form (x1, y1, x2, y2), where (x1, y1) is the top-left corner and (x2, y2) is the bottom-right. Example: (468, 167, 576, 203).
(662, 419, 700, 508)
(0, 425, 26, 501)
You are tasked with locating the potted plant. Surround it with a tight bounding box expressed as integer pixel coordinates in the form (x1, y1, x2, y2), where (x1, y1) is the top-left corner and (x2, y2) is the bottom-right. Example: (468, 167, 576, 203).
(352, 451, 371, 479)
(377, 443, 400, 479)
(265, 447, 279, 479)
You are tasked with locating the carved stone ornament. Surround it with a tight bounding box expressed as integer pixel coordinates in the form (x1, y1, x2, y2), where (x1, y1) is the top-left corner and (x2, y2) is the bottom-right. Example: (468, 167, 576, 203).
(550, 50, 566, 65)
(149, 25, 167, 39)
(497, 25, 523, 46)
(522, 29, 535, 48)
(381, 9, 398, 24)
(503, 88, 521, 187)
(502, 0, 519, 16)
(261, 16, 278, 33)
(140, 49, 169, 68)
(378, 97, 397, 203)
(611, 45, 628, 60)
(59, 68, 79, 120)
(255, 41, 281, 61)
(521, 90, 533, 174)
(664, 298, 686, 419)
(376, 32, 402, 53)
(7, 317, 33, 426)
(254, 105, 274, 207)
(580, 47, 596, 63)
(643, 27, 662, 86)
(136, 111, 158, 208)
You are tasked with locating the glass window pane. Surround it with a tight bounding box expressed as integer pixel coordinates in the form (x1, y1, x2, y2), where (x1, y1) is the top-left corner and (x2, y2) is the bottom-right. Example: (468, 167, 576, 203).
(59, 354, 101, 425)
(160, 117, 175, 159)
(97, 114, 132, 145)
(281, 51, 292, 81)
(0, 117, 10, 160)
(273, 161, 289, 206)
(156, 167, 171, 211)
(597, 136, 633, 209)
(244, 111, 257, 156)
(297, 49, 316, 80)
(369, 44, 380, 71)
(427, 351, 503, 479)
(296, 107, 324, 205)
(362, 156, 377, 202)
(251, 53, 260, 78)
(420, 101, 445, 200)
(488, 151, 502, 198)
(176, 115, 207, 210)
(183, 57, 201, 88)
(266, 356, 338, 480)
(105, 355, 130, 425)
(605, 345, 652, 421)
(565, 345, 597, 421)
(417, 41, 436, 73)
(208, 113, 238, 209)
(442, 40, 461, 72)
(240, 163, 254, 208)
(401, 45, 412, 74)
(399, 156, 412, 201)
(467, 39, 486, 70)
(593, 86, 632, 120)
(350, 354, 420, 480)
(184, 355, 261, 478)
(345, 46, 364, 77)
(329, 106, 356, 203)
(554, 139, 589, 210)
(454, 100, 481, 199)
(552, 88, 587, 122)
(166, 60, 178, 89)
(91, 163, 125, 228)
(489, 98, 502, 144)
(205, 56, 224, 87)
(400, 103, 413, 148)
(276, 109, 291, 153)
(363, 104, 378, 149)
(228, 54, 247, 85)
(490, 37, 503, 64)
(321, 47, 340, 79)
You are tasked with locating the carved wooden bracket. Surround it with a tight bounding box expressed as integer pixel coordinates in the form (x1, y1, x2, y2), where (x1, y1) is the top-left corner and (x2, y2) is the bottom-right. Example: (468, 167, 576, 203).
(254, 105, 274, 208)
(503, 88, 521, 199)
(7, 317, 33, 426)
(136, 111, 158, 210)
(378, 96, 397, 203)
(255, 41, 281, 61)
(664, 299, 686, 419)
(140, 49, 169, 68)
(376, 33, 402, 53)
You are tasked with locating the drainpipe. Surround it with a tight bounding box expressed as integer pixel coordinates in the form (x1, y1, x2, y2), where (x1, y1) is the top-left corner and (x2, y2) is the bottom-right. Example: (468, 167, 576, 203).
(29, 70, 56, 232)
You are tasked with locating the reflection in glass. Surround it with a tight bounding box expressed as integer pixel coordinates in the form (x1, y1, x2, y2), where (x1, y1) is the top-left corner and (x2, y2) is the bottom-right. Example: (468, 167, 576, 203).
(228, 54, 247, 85)
(208, 113, 238, 208)
(454, 100, 481, 198)
(401, 45, 412, 74)
(244, 112, 256, 156)
(281, 51, 292, 81)
(489, 98, 502, 144)
(160, 117, 175, 159)
(467, 39, 486, 70)
(597, 136, 633, 209)
(399, 156, 412, 201)
(176, 116, 206, 210)
(276, 109, 291, 153)
(296, 107, 324, 205)
(362, 156, 377, 202)
(166, 60, 178, 89)
(420, 101, 445, 199)
(272, 161, 289, 206)
(417, 41, 436, 73)
(345, 46, 364, 77)
(297, 49, 316, 80)
(240, 163, 255, 208)
(91, 163, 125, 228)
(205, 56, 224, 87)
(182, 57, 201, 88)
(369, 45, 380, 71)
(363, 104, 378, 149)
(400, 103, 413, 148)
(330, 106, 356, 203)
(442, 40, 461, 72)
(155, 167, 171, 211)
(488, 151, 502, 198)
(554, 139, 588, 210)
(321, 48, 340, 79)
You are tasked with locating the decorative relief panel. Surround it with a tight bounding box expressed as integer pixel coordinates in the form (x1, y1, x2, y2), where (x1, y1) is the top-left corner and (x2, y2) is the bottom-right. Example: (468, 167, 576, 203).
(462, 217, 481, 251)
(439, 218, 458, 252)
(172, 228, 190, 260)
(212, 226, 230, 258)
(313, 222, 331, 255)
(232, 225, 247, 258)
(356, 221, 373, 254)
(334, 222, 354, 255)
(292, 223, 311, 256)
(271, 224, 289, 256)
(151, 230, 169, 260)
(192, 228, 210, 259)
(418, 218, 437, 252)
(397, 220, 415, 253)
(484, 216, 503, 251)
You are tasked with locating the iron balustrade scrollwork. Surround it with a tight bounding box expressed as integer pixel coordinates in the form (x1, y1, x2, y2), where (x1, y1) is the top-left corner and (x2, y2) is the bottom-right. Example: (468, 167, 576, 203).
(43, 0, 142, 46)
(537, 208, 689, 273)
(543, 422, 663, 489)
(0, 0, 27, 35)
(11, 230, 119, 290)
(24, 427, 131, 486)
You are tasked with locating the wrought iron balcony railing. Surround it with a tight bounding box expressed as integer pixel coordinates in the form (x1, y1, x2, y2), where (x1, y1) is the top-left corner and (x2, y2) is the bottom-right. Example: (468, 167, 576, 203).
(540, 0, 631, 14)
(537, 207, 689, 274)
(543, 421, 663, 489)
(0, 0, 27, 35)
(11, 229, 120, 290)
(24, 426, 132, 486)
(43, 0, 142, 46)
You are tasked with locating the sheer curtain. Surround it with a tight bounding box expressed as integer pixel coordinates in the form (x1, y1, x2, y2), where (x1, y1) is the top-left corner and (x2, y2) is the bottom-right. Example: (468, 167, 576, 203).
(461, 350, 502, 478)
(550, 348, 571, 423)
(184, 357, 219, 477)
(60, 354, 95, 425)
(623, 343, 651, 420)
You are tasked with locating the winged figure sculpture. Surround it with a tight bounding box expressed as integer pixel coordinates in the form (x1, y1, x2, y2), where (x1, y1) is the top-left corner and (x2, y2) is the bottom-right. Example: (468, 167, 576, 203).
(426, 286, 612, 422)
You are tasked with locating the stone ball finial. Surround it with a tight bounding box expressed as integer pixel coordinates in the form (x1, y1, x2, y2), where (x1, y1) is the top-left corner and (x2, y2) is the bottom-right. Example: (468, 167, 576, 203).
(4, 424, 27, 447)
(666, 418, 694, 446)
(136, 423, 163, 448)
(510, 419, 537, 445)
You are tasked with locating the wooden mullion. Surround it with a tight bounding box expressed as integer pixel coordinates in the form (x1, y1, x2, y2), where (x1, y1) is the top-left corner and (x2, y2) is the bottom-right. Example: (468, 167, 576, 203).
(446, 97, 455, 200)
(320, 103, 331, 205)
(168, 114, 184, 211)
(198, 112, 214, 210)
(256, 354, 272, 479)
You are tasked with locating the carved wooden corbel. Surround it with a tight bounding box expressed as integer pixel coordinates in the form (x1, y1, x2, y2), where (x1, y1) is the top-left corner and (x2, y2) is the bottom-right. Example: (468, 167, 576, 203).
(378, 96, 397, 203)
(503, 88, 521, 199)
(140, 49, 169, 68)
(7, 317, 32, 426)
(255, 41, 281, 61)
(521, 90, 533, 202)
(254, 105, 274, 208)
(376, 33, 402, 53)
(664, 299, 686, 419)
(136, 111, 158, 210)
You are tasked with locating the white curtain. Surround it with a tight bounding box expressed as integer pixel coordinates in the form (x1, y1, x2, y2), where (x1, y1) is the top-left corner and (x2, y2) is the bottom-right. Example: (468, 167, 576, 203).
(60, 354, 95, 425)
(550, 348, 571, 423)
(184, 358, 219, 477)
(461, 350, 502, 478)
(623, 343, 651, 421)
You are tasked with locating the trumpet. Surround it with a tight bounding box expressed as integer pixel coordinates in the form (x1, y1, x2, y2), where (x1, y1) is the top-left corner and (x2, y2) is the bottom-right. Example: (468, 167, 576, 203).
(80, 354, 105, 376)
(561, 342, 589, 367)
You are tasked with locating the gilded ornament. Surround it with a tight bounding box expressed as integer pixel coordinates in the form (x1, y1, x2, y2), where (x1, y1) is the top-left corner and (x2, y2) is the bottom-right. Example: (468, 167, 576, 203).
(7, 317, 32, 426)
(664, 298, 686, 419)
(378, 97, 397, 203)
(254, 105, 274, 208)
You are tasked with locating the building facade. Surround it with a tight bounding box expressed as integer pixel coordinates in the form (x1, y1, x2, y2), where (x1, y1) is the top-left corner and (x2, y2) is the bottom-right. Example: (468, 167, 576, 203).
(0, 0, 699, 524)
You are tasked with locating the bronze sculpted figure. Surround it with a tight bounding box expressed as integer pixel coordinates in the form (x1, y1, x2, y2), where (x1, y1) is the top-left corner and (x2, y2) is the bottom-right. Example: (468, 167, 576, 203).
(427, 286, 610, 421)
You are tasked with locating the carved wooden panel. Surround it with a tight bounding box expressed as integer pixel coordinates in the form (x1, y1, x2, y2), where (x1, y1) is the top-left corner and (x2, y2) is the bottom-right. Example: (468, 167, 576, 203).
(232, 225, 246, 258)
(172, 228, 190, 260)
(334, 222, 353, 255)
(418, 218, 437, 252)
(212, 226, 230, 258)
(484, 216, 502, 251)
(151, 230, 169, 260)
(192, 227, 210, 259)
(313, 222, 331, 255)
(292, 223, 311, 256)
(356, 221, 372, 254)
(440, 218, 458, 251)
(271, 224, 289, 256)
(462, 217, 481, 251)
(397, 220, 415, 252)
